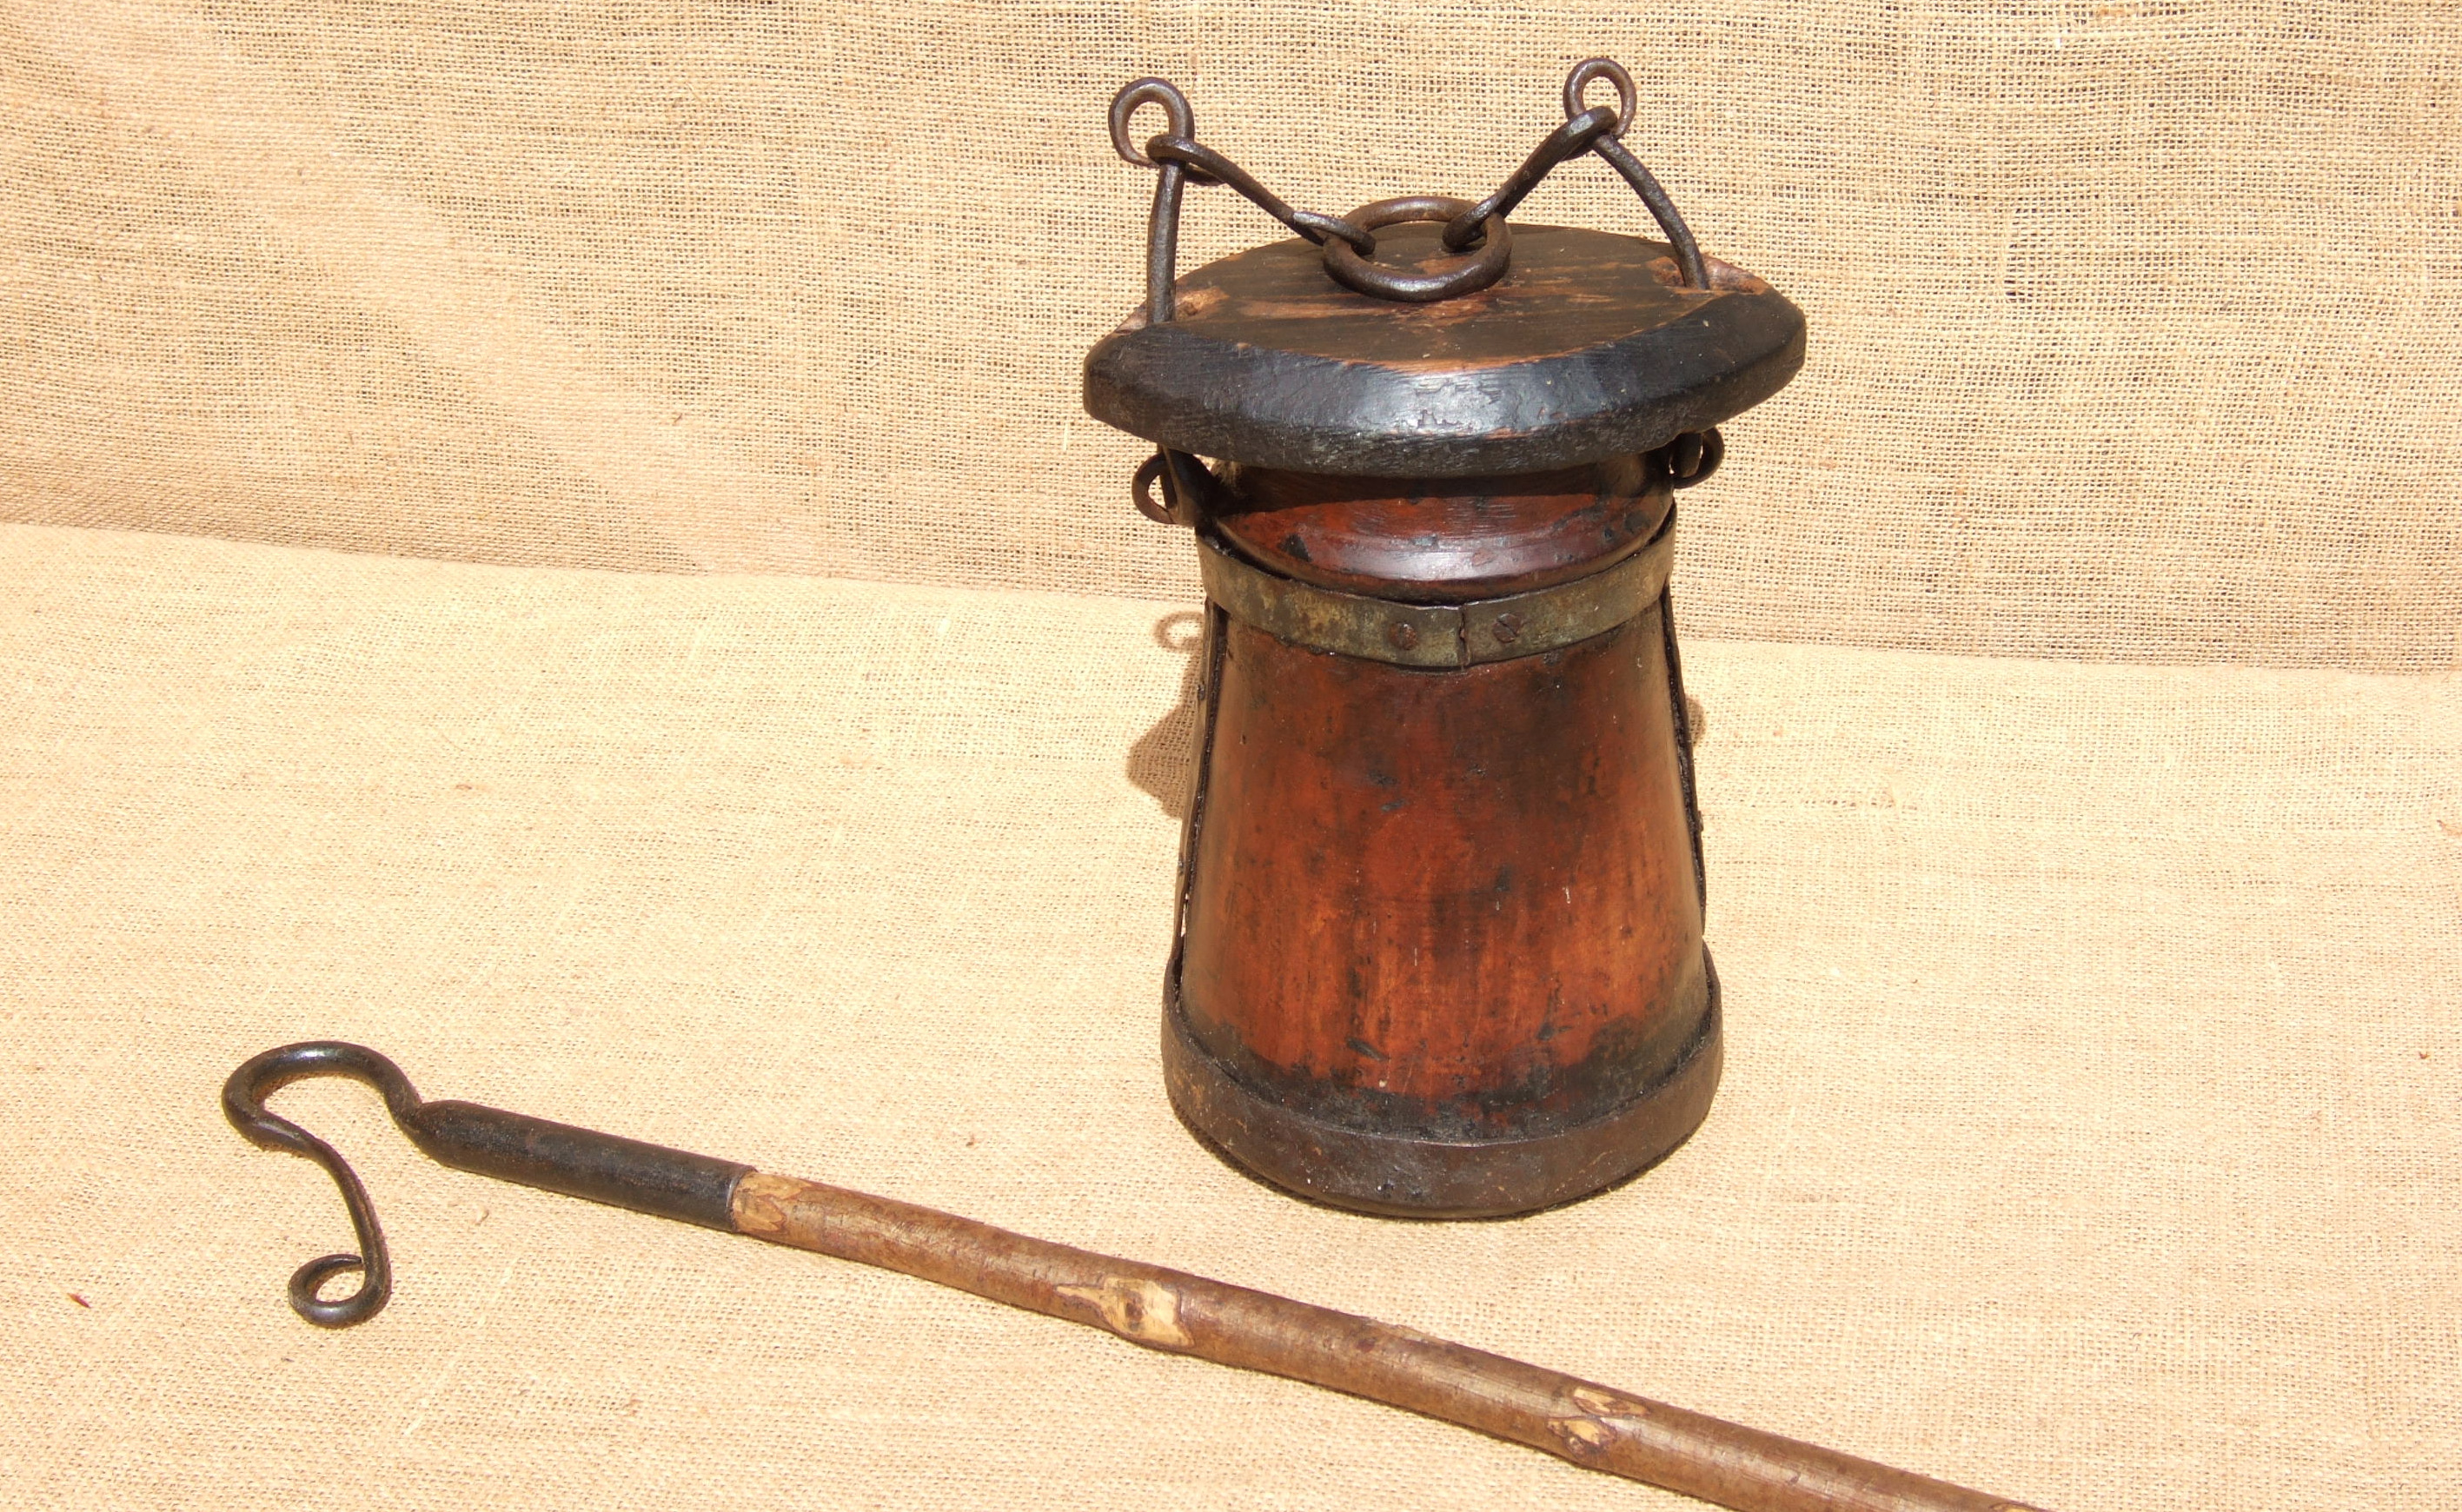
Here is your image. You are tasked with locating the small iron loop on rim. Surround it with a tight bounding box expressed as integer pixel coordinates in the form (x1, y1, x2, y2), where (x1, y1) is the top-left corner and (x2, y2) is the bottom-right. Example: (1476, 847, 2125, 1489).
(1131, 453, 1176, 524)
(1325, 196, 1512, 303)
(1108, 78, 1194, 169)
(1563, 57, 1637, 139)
(222, 1041, 424, 1326)
(1667, 428, 1724, 488)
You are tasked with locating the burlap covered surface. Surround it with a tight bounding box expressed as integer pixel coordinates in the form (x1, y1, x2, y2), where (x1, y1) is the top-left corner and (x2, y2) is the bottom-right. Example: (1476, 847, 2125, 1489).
(2, 521, 2455, 1509)
(4, 2, 2458, 670)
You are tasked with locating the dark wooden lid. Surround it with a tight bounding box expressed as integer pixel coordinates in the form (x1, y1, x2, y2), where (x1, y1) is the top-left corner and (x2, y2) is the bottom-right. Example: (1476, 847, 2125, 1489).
(1083, 222, 1805, 477)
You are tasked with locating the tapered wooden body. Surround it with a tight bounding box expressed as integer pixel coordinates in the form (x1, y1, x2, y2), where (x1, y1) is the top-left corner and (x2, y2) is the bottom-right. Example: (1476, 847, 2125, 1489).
(1163, 459, 1719, 1216)
(1085, 215, 1803, 1216)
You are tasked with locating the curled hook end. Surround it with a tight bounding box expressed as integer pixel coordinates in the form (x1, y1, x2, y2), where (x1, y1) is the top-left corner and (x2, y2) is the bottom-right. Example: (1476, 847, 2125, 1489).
(224, 1041, 421, 1328)
(289, 1252, 388, 1328)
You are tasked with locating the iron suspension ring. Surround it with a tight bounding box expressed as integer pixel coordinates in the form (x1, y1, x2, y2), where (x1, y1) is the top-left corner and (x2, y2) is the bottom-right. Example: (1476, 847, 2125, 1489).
(1323, 196, 1512, 302)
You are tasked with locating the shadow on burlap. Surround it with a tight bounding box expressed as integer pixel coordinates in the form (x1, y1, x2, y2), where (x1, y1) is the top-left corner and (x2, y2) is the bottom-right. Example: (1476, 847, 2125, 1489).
(2, 523, 2455, 1510)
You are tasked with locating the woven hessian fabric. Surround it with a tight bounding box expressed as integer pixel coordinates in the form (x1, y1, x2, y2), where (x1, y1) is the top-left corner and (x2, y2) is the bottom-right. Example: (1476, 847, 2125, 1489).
(5, 4, 2459, 1508)
(3, 523, 2457, 1509)
(3, 2, 2456, 669)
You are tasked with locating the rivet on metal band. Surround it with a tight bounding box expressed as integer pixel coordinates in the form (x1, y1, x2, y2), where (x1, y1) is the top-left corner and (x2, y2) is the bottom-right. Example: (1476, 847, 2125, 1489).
(1195, 524, 1676, 668)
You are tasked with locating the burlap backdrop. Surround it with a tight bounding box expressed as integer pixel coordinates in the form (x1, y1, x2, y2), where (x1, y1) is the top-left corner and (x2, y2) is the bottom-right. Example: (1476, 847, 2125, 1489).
(3, 2, 2455, 669)
(5, 5, 2460, 1510)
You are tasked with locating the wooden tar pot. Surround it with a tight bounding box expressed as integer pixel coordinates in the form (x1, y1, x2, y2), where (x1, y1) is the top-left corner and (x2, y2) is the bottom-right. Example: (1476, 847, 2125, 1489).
(1086, 66, 1805, 1217)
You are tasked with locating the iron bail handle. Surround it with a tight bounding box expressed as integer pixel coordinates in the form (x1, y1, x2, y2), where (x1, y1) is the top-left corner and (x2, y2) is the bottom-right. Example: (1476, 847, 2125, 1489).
(1111, 56, 1710, 321)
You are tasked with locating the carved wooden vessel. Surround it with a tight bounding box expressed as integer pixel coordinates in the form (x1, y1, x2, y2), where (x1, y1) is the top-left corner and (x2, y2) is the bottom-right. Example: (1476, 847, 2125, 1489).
(1087, 71, 1806, 1217)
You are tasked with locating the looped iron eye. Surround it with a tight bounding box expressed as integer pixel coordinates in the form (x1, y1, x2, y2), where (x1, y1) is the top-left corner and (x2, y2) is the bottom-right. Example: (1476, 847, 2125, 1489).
(1109, 78, 1196, 169)
(1666, 428, 1725, 487)
(1563, 57, 1637, 139)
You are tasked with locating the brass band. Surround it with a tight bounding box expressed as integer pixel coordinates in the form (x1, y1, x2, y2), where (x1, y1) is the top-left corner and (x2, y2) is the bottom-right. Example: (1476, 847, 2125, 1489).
(1195, 522, 1675, 667)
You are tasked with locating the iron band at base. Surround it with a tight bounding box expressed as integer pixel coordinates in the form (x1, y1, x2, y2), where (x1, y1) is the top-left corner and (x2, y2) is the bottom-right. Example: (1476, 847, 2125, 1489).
(1161, 952, 1722, 1218)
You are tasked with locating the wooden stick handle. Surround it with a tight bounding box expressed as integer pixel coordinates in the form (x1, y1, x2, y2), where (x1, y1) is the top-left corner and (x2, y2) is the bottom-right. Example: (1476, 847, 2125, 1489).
(732, 1172, 2044, 1512)
(222, 1044, 2045, 1509)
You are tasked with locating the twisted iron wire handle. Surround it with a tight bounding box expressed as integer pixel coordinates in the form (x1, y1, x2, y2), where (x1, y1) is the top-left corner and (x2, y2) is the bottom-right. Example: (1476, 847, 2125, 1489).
(1115, 63, 1710, 315)
(1548, 59, 1721, 470)
(1436, 59, 1709, 290)
(222, 1042, 418, 1326)
(1438, 105, 1621, 251)
(1144, 136, 1376, 253)
(1103, 67, 1722, 517)
(1564, 57, 1709, 290)
(1110, 77, 1378, 325)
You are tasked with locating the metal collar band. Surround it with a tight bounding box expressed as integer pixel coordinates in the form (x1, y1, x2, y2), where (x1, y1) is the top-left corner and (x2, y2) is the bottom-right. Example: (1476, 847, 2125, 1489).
(1195, 522, 1676, 667)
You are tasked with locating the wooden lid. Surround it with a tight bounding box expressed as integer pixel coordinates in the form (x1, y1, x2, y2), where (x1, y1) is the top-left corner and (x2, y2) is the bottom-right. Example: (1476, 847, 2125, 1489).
(1083, 222, 1804, 477)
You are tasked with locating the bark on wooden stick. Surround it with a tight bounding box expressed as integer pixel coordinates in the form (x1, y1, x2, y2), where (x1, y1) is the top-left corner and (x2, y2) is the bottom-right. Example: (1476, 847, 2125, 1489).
(732, 1172, 2042, 1512)
(224, 1043, 2048, 1512)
